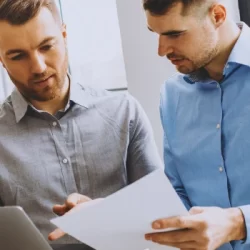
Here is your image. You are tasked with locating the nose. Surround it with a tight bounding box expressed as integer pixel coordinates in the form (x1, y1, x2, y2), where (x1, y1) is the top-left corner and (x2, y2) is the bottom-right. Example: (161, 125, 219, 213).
(30, 53, 47, 74)
(158, 35, 174, 57)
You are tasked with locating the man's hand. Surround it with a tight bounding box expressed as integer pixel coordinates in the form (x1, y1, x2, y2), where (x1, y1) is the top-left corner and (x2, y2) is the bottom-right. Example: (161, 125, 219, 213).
(145, 207, 246, 250)
(48, 193, 91, 241)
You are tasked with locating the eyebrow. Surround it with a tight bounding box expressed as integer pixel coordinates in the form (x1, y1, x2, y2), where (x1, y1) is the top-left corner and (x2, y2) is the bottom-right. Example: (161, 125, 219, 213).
(5, 37, 56, 56)
(147, 27, 186, 36)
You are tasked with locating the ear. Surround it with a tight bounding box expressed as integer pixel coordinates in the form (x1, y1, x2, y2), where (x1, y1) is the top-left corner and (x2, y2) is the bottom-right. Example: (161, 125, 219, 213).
(210, 4, 226, 28)
(61, 23, 67, 39)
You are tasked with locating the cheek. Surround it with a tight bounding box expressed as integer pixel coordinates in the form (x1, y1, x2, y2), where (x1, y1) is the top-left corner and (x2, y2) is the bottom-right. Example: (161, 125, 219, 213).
(48, 46, 66, 70)
(172, 37, 194, 56)
(5, 62, 29, 81)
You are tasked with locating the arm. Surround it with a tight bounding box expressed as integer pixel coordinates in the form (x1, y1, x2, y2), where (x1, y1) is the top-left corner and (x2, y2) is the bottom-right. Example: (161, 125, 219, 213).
(160, 90, 192, 210)
(126, 95, 163, 183)
(162, 132, 192, 210)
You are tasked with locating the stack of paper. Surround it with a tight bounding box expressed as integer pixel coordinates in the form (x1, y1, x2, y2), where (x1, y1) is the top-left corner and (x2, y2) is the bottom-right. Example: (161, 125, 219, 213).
(51, 169, 188, 250)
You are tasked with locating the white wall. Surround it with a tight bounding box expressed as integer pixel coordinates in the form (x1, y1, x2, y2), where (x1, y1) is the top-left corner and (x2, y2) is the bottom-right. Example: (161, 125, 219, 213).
(60, 0, 127, 90)
(227, 0, 240, 22)
(116, 0, 240, 158)
(116, 0, 174, 158)
(0, 67, 13, 102)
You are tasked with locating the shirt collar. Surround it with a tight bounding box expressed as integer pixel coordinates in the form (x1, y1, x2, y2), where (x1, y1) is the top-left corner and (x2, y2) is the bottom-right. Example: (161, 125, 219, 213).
(184, 22, 250, 84)
(69, 75, 90, 109)
(11, 74, 89, 123)
(227, 22, 250, 67)
(11, 88, 29, 123)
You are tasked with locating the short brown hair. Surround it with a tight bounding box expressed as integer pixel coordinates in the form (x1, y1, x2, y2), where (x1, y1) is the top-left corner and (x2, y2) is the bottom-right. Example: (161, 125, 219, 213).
(143, 0, 210, 16)
(0, 0, 61, 25)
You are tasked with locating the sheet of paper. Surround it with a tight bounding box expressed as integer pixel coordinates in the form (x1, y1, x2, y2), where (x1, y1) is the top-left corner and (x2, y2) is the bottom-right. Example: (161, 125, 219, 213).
(51, 169, 188, 250)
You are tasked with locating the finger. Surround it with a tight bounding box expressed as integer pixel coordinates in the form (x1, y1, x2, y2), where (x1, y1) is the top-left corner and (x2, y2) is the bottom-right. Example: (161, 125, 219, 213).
(145, 229, 196, 243)
(152, 215, 194, 230)
(189, 207, 204, 215)
(53, 204, 69, 216)
(48, 228, 66, 241)
(151, 240, 198, 249)
(66, 193, 91, 208)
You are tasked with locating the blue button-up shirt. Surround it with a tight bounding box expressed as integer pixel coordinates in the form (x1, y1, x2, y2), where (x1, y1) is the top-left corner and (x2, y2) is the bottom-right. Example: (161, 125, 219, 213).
(160, 22, 250, 250)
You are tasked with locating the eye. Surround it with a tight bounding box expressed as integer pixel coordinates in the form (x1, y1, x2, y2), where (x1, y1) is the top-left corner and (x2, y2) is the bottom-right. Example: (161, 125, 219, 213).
(41, 45, 53, 51)
(11, 54, 25, 61)
(169, 33, 181, 39)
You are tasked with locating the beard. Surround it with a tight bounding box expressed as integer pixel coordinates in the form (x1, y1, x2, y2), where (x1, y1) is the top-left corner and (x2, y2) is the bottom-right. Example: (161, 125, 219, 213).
(8, 50, 69, 102)
(169, 43, 219, 75)
(190, 45, 219, 73)
(168, 24, 220, 75)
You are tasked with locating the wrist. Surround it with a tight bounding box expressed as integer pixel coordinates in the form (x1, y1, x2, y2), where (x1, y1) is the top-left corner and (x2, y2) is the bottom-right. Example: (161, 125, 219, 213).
(227, 208, 246, 241)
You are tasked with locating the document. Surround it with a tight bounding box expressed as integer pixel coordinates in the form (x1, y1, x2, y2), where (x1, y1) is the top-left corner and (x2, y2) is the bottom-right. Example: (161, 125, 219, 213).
(51, 169, 188, 250)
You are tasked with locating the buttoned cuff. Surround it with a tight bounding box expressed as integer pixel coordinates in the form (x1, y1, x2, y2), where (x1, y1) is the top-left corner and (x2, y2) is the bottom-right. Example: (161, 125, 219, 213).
(239, 205, 250, 245)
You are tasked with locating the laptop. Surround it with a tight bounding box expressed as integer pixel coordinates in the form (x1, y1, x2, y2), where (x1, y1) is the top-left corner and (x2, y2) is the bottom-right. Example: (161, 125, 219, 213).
(0, 206, 53, 250)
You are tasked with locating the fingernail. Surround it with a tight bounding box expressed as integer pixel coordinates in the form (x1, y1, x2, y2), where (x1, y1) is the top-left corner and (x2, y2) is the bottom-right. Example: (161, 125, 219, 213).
(152, 222, 161, 229)
(145, 235, 152, 241)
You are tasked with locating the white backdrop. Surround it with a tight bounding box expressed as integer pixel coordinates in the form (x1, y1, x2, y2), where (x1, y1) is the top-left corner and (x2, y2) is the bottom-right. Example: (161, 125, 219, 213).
(60, 0, 127, 90)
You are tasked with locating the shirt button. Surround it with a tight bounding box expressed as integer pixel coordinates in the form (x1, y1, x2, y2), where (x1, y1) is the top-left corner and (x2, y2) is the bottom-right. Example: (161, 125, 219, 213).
(216, 124, 221, 129)
(63, 158, 68, 164)
(219, 166, 224, 172)
(52, 122, 57, 127)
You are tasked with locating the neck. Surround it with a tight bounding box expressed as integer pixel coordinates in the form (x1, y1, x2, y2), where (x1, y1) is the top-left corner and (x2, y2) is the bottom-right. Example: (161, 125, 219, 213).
(204, 21, 241, 82)
(30, 75, 70, 115)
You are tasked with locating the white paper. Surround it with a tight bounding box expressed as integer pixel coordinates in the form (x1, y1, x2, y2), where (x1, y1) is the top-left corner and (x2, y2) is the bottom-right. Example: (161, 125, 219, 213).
(51, 169, 188, 250)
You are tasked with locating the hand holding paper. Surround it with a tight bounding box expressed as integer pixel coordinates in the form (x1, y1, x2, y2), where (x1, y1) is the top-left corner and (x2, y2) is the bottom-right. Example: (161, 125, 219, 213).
(49, 193, 92, 241)
(51, 169, 188, 250)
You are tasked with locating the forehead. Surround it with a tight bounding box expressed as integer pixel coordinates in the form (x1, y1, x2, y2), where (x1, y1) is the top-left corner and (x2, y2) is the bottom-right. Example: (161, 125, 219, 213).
(0, 7, 61, 53)
(146, 3, 196, 34)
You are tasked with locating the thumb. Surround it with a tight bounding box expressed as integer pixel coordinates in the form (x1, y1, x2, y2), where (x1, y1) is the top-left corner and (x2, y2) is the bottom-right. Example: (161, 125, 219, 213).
(189, 206, 204, 215)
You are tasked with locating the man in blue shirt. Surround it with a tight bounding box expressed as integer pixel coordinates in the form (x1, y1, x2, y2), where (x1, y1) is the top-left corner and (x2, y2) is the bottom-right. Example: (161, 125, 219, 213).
(143, 0, 250, 249)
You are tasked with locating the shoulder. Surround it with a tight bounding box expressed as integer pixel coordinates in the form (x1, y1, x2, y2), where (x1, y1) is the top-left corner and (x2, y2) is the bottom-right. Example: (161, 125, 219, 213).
(160, 73, 186, 100)
(82, 86, 141, 116)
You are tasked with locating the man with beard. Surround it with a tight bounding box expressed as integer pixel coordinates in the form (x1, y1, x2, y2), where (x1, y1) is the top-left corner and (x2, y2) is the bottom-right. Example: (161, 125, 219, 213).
(0, 0, 161, 247)
(142, 0, 250, 250)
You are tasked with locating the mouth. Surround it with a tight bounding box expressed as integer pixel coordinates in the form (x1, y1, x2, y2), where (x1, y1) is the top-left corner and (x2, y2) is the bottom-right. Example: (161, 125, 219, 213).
(34, 75, 52, 83)
(170, 59, 186, 66)
(33, 75, 54, 88)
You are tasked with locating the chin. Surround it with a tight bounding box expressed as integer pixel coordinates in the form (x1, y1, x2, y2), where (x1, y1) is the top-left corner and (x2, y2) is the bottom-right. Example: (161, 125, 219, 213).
(32, 89, 58, 102)
(32, 95, 56, 102)
(177, 68, 190, 74)
(177, 65, 196, 74)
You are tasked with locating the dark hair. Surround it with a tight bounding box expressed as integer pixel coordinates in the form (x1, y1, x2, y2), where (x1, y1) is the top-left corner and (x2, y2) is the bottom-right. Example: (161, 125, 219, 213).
(143, 0, 208, 16)
(0, 0, 61, 25)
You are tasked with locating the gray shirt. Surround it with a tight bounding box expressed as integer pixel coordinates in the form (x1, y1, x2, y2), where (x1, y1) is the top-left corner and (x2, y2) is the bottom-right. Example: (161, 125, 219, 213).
(0, 78, 162, 246)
